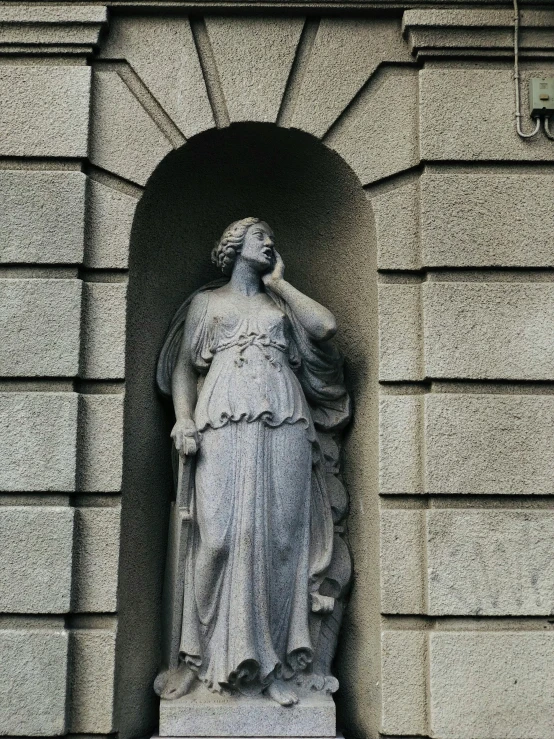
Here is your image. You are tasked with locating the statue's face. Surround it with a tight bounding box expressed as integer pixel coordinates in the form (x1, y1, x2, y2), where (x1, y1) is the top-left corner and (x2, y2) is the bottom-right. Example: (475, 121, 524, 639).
(239, 222, 275, 272)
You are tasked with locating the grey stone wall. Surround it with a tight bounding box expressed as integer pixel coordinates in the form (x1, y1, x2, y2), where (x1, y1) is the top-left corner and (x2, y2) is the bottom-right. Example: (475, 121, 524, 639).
(1, 4, 554, 739)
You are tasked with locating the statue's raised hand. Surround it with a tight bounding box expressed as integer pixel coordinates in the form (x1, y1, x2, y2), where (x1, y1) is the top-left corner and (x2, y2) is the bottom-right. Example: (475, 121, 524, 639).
(171, 418, 199, 457)
(262, 250, 285, 288)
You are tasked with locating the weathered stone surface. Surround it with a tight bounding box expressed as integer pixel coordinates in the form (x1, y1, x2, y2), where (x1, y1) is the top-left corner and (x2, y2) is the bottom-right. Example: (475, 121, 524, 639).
(381, 630, 427, 736)
(0, 507, 74, 613)
(101, 15, 214, 138)
(371, 179, 420, 271)
(291, 17, 411, 138)
(0, 393, 77, 492)
(0, 66, 90, 157)
(424, 283, 554, 380)
(80, 282, 127, 380)
(0, 171, 86, 264)
(160, 689, 335, 737)
(84, 178, 137, 269)
(379, 284, 423, 381)
(68, 626, 116, 733)
(0, 6, 107, 52)
(0, 279, 82, 377)
(0, 5, 105, 23)
(380, 510, 425, 614)
(379, 395, 423, 495)
(73, 507, 120, 612)
(89, 70, 172, 186)
(430, 632, 554, 739)
(325, 67, 419, 185)
(425, 394, 554, 494)
(0, 627, 68, 735)
(420, 67, 554, 162)
(77, 394, 123, 492)
(205, 16, 303, 123)
(427, 509, 554, 616)
(404, 8, 554, 59)
(421, 170, 554, 267)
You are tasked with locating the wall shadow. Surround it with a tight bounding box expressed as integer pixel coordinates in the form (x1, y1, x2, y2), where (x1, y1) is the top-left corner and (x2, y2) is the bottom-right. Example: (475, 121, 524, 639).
(116, 122, 378, 739)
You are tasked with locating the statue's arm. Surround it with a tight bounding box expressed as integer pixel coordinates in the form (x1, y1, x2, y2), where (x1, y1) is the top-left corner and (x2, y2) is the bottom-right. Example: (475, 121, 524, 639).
(170, 294, 205, 456)
(263, 252, 336, 341)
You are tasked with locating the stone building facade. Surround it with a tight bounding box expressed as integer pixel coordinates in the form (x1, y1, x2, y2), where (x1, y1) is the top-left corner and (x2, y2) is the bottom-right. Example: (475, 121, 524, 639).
(1, 2, 553, 738)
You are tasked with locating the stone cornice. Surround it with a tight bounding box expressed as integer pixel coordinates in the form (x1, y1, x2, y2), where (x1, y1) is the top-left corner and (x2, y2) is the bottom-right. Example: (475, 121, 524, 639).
(0, 1, 548, 10)
(403, 8, 554, 59)
(0, 6, 108, 55)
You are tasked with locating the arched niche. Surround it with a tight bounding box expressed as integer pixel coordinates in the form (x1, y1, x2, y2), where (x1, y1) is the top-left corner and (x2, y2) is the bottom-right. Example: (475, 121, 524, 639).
(116, 123, 378, 739)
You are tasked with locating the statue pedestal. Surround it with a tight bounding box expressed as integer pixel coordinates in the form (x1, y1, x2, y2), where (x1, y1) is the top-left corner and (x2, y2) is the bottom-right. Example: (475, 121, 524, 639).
(158, 682, 336, 738)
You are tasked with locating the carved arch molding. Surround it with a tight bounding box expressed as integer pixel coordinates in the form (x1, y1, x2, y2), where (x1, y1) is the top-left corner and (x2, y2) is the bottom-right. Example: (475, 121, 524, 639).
(90, 13, 417, 190)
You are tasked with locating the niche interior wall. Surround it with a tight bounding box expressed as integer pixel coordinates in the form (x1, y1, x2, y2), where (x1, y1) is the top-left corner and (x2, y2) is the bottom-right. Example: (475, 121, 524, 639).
(1, 5, 554, 739)
(121, 124, 377, 739)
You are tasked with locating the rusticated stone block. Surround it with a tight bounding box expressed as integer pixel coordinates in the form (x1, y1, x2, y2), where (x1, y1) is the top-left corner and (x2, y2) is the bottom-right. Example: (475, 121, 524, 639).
(379, 284, 423, 381)
(380, 510, 425, 614)
(0, 279, 82, 377)
(0, 393, 78, 492)
(378, 281, 554, 381)
(84, 178, 136, 269)
(80, 282, 127, 380)
(382, 509, 554, 616)
(381, 630, 427, 736)
(427, 509, 554, 616)
(325, 67, 419, 186)
(424, 283, 554, 380)
(371, 179, 420, 271)
(420, 67, 554, 162)
(89, 70, 172, 186)
(382, 394, 554, 495)
(430, 632, 554, 739)
(0, 626, 69, 735)
(379, 395, 423, 495)
(77, 394, 123, 492)
(0, 66, 90, 157)
(426, 394, 554, 494)
(72, 507, 121, 612)
(421, 170, 554, 267)
(0, 171, 86, 264)
(0, 507, 74, 613)
(68, 626, 116, 733)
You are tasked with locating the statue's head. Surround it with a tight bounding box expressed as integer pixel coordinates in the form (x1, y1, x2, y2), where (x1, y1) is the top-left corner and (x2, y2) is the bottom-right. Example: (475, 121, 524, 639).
(212, 217, 274, 275)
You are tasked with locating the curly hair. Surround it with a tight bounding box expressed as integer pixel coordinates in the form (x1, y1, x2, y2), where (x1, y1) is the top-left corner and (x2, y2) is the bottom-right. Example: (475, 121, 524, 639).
(211, 217, 261, 276)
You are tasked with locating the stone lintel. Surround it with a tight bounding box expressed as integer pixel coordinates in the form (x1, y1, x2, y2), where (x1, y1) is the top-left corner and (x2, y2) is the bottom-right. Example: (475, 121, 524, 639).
(0, 5, 108, 55)
(403, 8, 554, 59)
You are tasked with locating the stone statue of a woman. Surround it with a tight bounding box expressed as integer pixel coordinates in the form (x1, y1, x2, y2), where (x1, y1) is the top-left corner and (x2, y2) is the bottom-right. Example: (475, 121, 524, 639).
(155, 218, 351, 712)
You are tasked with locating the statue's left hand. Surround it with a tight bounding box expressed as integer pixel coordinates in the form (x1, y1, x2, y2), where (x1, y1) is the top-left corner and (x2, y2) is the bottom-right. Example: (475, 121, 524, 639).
(262, 250, 285, 287)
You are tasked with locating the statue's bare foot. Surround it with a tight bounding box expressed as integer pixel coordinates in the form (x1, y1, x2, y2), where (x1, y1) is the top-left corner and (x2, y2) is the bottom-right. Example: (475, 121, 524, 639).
(266, 681, 299, 706)
(153, 669, 169, 697)
(158, 664, 196, 700)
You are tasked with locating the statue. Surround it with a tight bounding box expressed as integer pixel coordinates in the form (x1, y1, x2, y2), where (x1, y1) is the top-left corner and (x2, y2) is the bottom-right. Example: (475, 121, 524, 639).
(155, 218, 352, 714)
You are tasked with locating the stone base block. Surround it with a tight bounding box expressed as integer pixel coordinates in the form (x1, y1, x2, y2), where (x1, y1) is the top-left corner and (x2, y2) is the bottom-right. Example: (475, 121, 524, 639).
(159, 685, 336, 737)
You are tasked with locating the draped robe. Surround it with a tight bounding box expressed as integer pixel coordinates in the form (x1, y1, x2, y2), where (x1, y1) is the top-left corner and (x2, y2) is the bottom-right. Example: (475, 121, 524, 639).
(157, 281, 350, 695)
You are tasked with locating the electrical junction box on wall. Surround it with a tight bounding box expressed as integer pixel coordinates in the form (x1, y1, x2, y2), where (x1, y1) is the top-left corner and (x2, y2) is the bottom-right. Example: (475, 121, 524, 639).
(529, 78, 554, 117)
